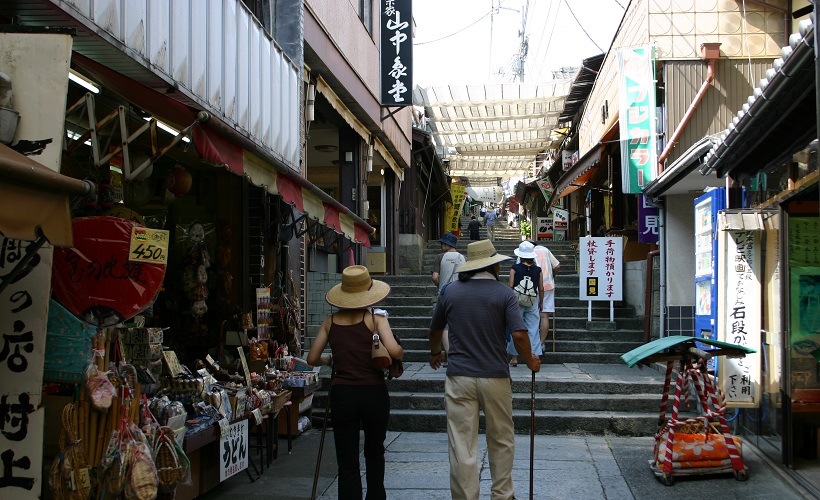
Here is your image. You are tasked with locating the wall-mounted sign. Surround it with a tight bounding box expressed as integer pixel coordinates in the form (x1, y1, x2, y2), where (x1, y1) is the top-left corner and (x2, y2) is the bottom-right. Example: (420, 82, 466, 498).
(579, 237, 623, 301)
(536, 217, 553, 240)
(380, 0, 412, 106)
(562, 150, 575, 171)
(618, 45, 657, 193)
(638, 195, 659, 243)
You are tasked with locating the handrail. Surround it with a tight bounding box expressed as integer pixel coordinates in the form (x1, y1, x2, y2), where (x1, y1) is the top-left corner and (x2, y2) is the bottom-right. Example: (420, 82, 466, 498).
(644, 249, 660, 343)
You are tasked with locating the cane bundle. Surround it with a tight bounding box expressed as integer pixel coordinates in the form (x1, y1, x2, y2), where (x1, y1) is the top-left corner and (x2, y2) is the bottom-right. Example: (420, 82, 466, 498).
(49, 404, 91, 499)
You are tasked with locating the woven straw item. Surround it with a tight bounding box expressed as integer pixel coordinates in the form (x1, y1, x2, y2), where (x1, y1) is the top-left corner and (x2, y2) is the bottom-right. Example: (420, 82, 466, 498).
(325, 265, 390, 309)
(127, 443, 158, 500)
(154, 426, 181, 488)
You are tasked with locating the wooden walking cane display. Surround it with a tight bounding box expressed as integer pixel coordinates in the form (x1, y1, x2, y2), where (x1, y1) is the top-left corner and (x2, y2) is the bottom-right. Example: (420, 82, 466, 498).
(311, 375, 333, 500)
(529, 371, 536, 500)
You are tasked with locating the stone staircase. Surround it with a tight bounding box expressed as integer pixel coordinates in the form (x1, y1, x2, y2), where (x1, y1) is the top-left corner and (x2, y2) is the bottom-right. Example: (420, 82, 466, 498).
(307, 217, 665, 435)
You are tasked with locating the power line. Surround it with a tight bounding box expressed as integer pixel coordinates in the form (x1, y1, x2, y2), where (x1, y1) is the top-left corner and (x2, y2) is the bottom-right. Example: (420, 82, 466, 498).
(611, 0, 625, 8)
(414, 7, 495, 46)
(563, 0, 604, 53)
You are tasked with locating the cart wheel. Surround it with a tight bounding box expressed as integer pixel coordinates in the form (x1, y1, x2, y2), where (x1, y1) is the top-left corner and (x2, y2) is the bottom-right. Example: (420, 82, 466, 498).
(734, 469, 748, 481)
(659, 474, 675, 486)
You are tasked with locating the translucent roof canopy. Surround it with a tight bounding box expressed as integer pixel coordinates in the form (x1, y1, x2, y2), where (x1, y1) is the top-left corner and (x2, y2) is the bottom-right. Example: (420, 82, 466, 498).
(413, 82, 571, 182)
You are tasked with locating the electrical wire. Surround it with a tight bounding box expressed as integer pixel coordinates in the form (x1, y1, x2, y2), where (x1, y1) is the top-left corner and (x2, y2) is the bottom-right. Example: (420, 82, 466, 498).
(414, 7, 496, 46)
(563, 0, 604, 53)
(611, 0, 625, 8)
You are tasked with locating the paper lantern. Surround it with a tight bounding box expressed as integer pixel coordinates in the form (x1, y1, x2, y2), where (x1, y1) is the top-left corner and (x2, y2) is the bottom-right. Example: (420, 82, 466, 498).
(52, 216, 167, 326)
(167, 165, 192, 197)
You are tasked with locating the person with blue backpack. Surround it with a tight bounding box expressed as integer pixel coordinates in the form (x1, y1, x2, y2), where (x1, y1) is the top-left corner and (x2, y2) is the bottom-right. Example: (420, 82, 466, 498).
(507, 240, 544, 366)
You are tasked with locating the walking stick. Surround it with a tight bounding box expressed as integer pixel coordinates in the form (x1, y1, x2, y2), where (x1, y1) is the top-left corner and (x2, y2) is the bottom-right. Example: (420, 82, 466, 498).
(530, 370, 536, 500)
(551, 314, 556, 353)
(311, 375, 333, 500)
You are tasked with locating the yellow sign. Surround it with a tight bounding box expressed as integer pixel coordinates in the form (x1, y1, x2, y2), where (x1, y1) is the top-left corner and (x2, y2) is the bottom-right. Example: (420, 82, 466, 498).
(129, 226, 170, 264)
(444, 183, 467, 233)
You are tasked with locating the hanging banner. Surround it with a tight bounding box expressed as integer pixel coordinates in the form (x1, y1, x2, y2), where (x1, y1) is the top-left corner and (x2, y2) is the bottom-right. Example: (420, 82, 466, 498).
(717, 229, 761, 408)
(380, 0, 412, 106)
(618, 45, 657, 193)
(536, 178, 555, 206)
(443, 183, 467, 233)
(0, 32, 73, 499)
(638, 195, 659, 243)
(465, 185, 503, 204)
(562, 150, 575, 171)
(579, 237, 623, 301)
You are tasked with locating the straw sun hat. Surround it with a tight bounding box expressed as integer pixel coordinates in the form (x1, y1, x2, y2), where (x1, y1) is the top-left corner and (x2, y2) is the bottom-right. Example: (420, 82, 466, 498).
(325, 265, 391, 309)
(455, 240, 512, 273)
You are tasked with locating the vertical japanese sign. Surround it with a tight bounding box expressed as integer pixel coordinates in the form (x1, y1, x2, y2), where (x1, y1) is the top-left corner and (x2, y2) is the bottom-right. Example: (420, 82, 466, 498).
(443, 183, 466, 233)
(717, 230, 761, 407)
(618, 45, 657, 193)
(380, 0, 412, 106)
(0, 33, 72, 498)
(536, 178, 555, 206)
(219, 418, 249, 481)
(638, 195, 659, 243)
(561, 150, 575, 171)
(536, 217, 553, 240)
(579, 237, 623, 301)
(552, 208, 569, 241)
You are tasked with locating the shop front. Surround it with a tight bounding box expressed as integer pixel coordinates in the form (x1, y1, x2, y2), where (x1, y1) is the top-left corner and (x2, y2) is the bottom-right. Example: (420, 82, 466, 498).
(697, 16, 820, 494)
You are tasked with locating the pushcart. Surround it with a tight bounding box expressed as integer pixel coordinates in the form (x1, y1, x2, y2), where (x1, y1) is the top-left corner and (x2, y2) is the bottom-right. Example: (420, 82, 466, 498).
(621, 336, 756, 486)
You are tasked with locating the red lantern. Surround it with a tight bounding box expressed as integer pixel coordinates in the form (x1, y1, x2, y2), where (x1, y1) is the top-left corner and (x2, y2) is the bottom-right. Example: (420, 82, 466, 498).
(167, 165, 193, 198)
(52, 216, 167, 326)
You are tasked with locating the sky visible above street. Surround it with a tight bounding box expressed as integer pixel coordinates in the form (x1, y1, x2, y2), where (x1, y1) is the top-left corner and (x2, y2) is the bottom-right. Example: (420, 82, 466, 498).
(412, 0, 627, 87)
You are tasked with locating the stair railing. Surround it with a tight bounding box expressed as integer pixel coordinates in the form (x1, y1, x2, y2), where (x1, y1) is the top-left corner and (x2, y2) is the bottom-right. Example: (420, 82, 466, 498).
(644, 250, 660, 343)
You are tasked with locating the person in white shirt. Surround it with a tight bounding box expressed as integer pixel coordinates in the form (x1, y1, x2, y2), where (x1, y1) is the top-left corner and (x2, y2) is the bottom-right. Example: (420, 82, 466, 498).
(431, 232, 466, 363)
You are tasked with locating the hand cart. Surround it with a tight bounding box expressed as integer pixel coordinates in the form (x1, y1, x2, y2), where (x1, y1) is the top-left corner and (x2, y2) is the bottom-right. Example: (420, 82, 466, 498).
(621, 336, 756, 486)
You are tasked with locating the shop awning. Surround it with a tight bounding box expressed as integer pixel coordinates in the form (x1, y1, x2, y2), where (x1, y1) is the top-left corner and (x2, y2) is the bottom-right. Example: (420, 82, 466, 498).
(0, 143, 93, 247)
(643, 136, 718, 204)
(194, 125, 374, 247)
(702, 17, 816, 179)
(73, 52, 374, 247)
(553, 145, 605, 201)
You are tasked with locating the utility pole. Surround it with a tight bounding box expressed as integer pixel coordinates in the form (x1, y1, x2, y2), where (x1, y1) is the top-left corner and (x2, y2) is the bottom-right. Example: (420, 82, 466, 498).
(515, 2, 529, 82)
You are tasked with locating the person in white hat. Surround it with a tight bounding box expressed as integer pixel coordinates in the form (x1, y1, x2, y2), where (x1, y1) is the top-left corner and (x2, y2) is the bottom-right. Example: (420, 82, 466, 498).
(307, 265, 402, 500)
(507, 241, 545, 366)
(428, 240, 540, 500)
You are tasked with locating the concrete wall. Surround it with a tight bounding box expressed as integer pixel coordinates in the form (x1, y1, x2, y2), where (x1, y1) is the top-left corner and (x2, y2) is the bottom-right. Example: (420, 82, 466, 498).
(398, 233, 424, 274)
(665, 192, 698, 305)
(624, 260, 647, 317)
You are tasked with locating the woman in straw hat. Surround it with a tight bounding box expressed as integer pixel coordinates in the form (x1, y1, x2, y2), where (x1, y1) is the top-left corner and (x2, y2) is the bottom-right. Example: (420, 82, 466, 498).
(307, 265, 402, 500)
(428, 240, 540, 500)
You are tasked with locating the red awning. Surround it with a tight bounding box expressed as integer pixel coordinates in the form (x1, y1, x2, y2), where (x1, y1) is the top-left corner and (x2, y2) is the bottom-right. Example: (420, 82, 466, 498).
(73, 52, 373, 247)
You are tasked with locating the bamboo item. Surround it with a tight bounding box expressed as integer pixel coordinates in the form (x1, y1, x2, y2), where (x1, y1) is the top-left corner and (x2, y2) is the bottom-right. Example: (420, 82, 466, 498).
(57, 404, 92, 499)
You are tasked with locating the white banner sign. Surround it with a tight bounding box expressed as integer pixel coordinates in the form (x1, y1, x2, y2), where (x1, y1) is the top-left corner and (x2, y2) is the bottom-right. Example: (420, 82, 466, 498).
(465, 185, 503, 204)
(0, 32, 72, 498)
(718, 230, 761, 407)
(579, 237, 623, 301)
(219, 418, 249, 481)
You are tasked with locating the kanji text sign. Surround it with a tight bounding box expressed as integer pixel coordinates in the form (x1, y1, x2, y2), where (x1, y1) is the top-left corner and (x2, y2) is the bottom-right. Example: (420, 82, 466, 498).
(579, 237, 623, 301)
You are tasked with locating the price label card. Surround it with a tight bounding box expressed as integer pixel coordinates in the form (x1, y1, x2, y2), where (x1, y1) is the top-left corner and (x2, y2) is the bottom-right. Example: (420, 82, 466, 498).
(218, 417, 230, 438)
(252, 408, 263, 425)
(129, 227, 170, 264)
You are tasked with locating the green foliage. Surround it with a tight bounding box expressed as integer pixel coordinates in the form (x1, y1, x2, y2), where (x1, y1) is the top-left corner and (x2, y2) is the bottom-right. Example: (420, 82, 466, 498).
(519, 220, 531, 237)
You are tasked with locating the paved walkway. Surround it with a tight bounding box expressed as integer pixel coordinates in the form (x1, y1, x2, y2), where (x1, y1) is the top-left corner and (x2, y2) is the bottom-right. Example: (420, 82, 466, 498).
(205, 429, 816, 499)
(200, 363, 818, 499)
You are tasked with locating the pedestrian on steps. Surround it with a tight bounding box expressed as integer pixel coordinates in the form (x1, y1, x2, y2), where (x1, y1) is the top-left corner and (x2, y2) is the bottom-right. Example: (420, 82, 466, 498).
(507, 241, 544, 367)
(529, 241, 561, 350)
(306, 265, 402, 500)
(429, 240, 540, 500)
(431, 232, 466, 365)
(467, 215, 481, 241)
(483, 208, 498, 241)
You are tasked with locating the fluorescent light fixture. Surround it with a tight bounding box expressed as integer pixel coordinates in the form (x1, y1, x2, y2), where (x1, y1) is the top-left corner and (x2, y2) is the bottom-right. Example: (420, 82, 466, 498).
(68, 69, 100, 94)
(66, 130, 91, 146)
(144, 116, 190, 143)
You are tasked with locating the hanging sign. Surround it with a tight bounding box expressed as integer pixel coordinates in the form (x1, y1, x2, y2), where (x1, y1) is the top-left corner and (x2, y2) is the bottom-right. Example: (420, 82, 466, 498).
(618, 45, 658, 193)
(717, 229, 761, 408)
(444, 184, 467, 233)
(219, 418, 249, 481)
(562, 150, 575, 171)
(129, 227, 169, 264)
(579, 237, 623, 301)
(536, 217, 553, 240)
(536, 178, 555, 206)
(380, 0, 412, 106)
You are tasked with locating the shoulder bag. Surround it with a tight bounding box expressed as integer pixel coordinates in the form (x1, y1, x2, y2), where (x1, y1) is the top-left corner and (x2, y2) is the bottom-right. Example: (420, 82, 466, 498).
(371, 311, 392, 369)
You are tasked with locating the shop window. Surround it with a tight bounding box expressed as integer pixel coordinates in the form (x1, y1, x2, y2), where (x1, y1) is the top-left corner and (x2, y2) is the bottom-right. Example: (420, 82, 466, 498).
(367, 184, 383, 247)
(745, 143, 818, 208)
(359, 0, 373, 34)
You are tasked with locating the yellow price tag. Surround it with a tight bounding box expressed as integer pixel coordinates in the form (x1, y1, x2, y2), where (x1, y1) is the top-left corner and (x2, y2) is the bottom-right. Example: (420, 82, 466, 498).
(129, 227, 169, 264)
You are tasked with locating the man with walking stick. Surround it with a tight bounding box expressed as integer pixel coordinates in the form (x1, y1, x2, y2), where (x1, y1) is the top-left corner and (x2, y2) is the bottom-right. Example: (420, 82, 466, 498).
(429, 240, 541, 500)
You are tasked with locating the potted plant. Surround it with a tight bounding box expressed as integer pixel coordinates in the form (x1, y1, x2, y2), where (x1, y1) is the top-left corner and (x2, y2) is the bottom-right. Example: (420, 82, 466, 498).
(519, 220, 531, 241)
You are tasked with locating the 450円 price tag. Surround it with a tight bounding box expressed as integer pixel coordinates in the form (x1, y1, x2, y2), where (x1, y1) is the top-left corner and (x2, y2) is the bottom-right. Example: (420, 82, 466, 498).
(129, 227, 169, 264)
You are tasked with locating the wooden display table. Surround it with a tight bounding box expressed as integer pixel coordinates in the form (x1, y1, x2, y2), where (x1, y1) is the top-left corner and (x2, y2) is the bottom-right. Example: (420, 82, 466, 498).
(278, 382, 317, 437)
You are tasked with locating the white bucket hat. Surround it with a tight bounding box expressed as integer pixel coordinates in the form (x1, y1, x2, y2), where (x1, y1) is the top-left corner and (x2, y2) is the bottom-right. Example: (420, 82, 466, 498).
(514, 240, 537, 260)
